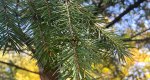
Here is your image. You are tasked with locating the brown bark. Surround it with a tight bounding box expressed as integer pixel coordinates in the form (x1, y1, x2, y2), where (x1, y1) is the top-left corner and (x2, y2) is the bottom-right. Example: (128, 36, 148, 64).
(38, 66, 58, 80)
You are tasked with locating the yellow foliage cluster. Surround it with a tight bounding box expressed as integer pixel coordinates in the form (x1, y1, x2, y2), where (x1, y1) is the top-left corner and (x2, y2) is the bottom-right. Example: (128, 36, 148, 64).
(1, 48, 150, 80)
(91, 48, 150, 80)
(0, 52, 40, 80)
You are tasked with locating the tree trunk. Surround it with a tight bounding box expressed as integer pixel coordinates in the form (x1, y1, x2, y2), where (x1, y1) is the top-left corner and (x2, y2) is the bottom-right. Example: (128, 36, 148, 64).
(38, 66, 58, 80)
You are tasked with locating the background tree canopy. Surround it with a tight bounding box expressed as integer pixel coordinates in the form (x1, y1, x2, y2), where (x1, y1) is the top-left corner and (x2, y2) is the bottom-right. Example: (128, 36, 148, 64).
(0, 0, 149, 80)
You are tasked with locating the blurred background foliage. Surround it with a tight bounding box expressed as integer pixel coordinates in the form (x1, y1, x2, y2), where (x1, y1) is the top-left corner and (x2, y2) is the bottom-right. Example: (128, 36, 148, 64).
(1, 48, 150, 80)
(0, 0, 150, 80)
(0, 52, 40, 80)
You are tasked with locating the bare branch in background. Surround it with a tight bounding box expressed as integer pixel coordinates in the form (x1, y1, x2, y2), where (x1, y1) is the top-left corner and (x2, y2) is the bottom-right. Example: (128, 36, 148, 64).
(106, 0, 147, 28)
(0, 60, 39, 74)
(123, 27, 150, 42)
(123, 37, 150, 43)
(130, 28, 150, 38)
